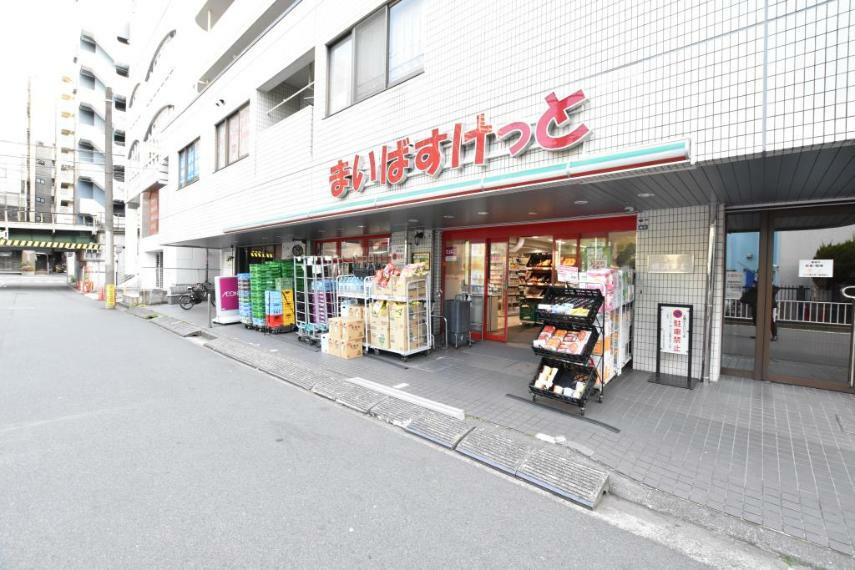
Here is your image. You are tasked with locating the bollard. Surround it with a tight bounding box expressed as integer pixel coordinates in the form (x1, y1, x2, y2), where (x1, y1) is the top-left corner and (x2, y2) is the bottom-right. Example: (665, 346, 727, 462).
(105, 284, 116, 309)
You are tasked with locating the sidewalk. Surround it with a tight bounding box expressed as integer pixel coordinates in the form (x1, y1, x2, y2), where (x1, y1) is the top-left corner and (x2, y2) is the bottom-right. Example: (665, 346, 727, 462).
(152, 303, 855, 557)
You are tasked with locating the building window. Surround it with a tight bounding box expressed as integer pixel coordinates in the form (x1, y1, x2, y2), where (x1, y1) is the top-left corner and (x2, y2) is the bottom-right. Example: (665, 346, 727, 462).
(116, 65, 129, 78)
(178, 139, 199, 188)
(81, 37, 96, 53)
(215, 103, 249, 170)
(327, 0, 424, 114)
(80, 71, 96, 90)
(114, 97, 127, 112)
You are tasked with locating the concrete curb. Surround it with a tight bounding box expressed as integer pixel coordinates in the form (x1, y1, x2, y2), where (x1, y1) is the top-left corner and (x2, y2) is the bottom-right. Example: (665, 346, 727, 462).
(126, 308, 850, 567)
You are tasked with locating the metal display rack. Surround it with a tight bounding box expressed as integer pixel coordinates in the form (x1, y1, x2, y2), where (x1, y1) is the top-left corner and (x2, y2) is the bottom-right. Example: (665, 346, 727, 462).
(365, 274, 433, 360)
(294, 256, 340, 344)
(529, 286, 605, 416)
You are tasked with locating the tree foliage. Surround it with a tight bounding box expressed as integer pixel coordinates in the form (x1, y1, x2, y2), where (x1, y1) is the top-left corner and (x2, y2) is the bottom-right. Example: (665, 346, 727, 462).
(813, 237, 855, 289)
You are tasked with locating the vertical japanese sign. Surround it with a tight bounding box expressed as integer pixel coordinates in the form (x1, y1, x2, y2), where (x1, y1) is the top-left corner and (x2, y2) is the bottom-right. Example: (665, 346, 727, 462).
(660, 306, 690, 355)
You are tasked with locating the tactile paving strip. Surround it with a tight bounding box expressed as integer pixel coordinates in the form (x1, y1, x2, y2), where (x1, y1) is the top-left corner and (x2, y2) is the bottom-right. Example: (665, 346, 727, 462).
(404, 410, 474, 449)
(457, 426, 534, 476)
(516, 447, 609, 510)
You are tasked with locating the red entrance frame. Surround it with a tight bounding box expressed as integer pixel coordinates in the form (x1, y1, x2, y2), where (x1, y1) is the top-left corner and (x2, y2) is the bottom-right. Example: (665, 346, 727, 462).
(441, 215, 637, 342)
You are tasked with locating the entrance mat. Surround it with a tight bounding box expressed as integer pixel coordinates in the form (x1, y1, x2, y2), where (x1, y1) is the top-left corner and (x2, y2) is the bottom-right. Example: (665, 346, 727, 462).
(504, 394, 620, 433)
(516, 447, 610, 510)
(457, 426, 533, 476)
(404, 410, 474, 449)
(648, 372, 699, 390)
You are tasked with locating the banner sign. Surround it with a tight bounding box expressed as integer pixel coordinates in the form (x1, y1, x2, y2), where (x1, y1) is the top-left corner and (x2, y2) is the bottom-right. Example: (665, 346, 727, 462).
(213, 276, 240, 324)
(725, 270, 744, 299)
(799, 259, 833, 278)
(660, 305, 690, 355)
(329, 89, 591, 198)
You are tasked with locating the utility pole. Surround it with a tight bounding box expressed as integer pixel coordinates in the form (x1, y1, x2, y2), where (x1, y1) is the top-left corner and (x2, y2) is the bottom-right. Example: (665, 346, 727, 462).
(104, 87, 115, 308)
(25, 78, 34, 221)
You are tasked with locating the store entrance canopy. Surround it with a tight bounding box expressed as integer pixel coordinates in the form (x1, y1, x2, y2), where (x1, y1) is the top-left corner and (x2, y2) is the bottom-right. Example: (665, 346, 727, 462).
(168, 142, 855, 250)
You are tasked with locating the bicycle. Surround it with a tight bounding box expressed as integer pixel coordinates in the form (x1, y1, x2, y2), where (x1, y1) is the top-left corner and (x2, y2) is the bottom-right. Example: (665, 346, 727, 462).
(178, 282, 214, 310)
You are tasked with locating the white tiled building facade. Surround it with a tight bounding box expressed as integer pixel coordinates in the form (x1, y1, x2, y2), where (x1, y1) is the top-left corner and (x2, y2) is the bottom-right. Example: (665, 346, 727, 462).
(125, 0, 855, 383)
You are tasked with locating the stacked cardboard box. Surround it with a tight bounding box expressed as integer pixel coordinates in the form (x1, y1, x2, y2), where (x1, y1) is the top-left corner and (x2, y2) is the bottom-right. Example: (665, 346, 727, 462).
(388, 301, 427, 352)
(326, 315, 365, 359)
(367, 301, 390, 350)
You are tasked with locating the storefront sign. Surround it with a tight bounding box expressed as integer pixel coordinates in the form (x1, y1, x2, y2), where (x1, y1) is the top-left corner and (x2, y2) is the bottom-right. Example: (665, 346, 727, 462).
(557, 265, 579, 283)
(660, 305, 690, 355)
(249, 249, 274, 259)
(390, 243, 406, 265)
(799, 259, 833, 278)
(725, 270, 744, 299)
(213, 276, 240, 324)
(648, 254, 693, 274)
(329, 89, 591, 198)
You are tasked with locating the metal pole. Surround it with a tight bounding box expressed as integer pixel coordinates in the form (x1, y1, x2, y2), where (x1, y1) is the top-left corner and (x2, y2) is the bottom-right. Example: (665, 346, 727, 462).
(206, 247, 213, 328)
(104, 87, 115, 308)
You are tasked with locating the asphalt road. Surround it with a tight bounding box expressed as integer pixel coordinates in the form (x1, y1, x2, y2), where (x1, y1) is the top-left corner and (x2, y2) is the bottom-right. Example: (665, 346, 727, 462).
(0, 278, 708, 568)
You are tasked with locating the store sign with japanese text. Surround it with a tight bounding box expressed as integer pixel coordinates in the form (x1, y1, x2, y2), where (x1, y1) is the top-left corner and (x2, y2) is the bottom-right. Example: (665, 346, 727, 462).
(660, 306, 690, 355)
(329, 90, 591, 198)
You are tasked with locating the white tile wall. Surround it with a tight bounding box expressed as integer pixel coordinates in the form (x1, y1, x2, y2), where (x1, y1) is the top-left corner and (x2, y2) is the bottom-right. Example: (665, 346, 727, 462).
(127, 0, 855, 253)
(633, 205, 715, 379)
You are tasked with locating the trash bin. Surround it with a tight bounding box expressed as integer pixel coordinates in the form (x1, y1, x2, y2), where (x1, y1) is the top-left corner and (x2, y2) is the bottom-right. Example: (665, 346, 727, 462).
(445, 297, 472, 348)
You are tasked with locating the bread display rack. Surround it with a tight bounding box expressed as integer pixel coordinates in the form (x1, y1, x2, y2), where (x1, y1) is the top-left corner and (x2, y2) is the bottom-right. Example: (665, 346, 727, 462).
(528, 286, 605, 416)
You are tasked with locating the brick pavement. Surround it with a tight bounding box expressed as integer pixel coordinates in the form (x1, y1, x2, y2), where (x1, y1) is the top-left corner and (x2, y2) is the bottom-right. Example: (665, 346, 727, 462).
(150, 303, 855, 555)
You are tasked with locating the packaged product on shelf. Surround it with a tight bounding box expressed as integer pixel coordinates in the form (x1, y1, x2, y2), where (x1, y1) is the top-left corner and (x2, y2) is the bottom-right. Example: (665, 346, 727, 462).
(532, 325, 590, 355)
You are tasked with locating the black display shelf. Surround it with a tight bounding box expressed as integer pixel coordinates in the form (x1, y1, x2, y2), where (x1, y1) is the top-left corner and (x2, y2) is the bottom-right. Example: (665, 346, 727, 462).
(528, 358, 598, 412)
(531, 324, 600, 364)
(528, 286, 606, 415)
(535, 286, 603, 328)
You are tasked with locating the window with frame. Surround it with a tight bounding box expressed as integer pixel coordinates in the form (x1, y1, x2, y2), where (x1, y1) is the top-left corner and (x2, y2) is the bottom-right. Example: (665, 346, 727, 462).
(215, 103, 249, 170)
(327, 0, 424, 114)
(178, 139, 199, 188)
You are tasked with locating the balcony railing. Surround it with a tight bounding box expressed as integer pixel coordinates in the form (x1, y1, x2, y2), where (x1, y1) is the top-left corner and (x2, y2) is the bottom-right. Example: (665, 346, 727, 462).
(1, 207, 99, 227)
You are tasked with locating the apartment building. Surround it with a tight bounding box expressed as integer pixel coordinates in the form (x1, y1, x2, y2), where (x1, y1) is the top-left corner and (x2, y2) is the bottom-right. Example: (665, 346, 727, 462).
(125, 0, 855, 392)
(57, 0, 131, 286)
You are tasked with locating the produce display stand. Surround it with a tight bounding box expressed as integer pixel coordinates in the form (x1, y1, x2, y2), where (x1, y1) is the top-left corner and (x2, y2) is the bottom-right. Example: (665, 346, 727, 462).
(365, 274, 433, 361)
(529, 286, 605, 416)
(294, 256, 339, 344)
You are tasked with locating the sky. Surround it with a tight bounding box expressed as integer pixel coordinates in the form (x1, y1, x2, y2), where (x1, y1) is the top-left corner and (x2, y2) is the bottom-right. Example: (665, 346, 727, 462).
(0, 0, 77, 198)
(0, 0, 130, 198)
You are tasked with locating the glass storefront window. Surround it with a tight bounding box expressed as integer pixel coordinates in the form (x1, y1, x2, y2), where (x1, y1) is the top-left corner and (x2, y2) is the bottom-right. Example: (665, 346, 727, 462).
(580, 236, 611, 271)
(321, 242, 337, 256)
(609, 231, 636, 269)
(341, 240, 364, 259)
(367, 238, 389, 259)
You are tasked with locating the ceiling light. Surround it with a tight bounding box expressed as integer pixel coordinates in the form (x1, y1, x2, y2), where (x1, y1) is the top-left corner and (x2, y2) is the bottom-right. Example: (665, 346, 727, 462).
(443, 214, 454, 219)
(408, 218, 419, 223)
(477, 211, 488, 215)
(527, 211, 537, 216)
(574, 200, 589, 205)
(637, 192, 655, 198)
(357, 225, 365, 228)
